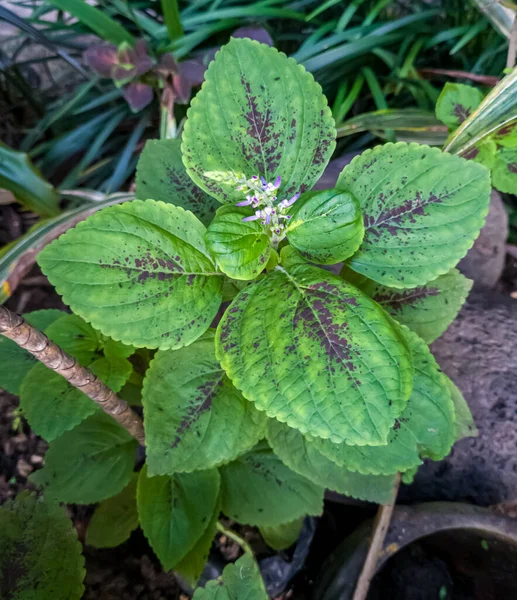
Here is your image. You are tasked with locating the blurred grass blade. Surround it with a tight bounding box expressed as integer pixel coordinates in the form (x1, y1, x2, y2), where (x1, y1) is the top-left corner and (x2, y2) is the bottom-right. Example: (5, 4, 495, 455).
(334, 74, 365, 123)
(444, 69, 517, 155)
(337, 0, 367, 31)
(450, 19, 488, 55)
(0, 193, 133, 303)
(472, 0, 514, 38)
(337, 109, 448, 145)
(0, 143, 60, 217)
(46, 0, 135, 45)
(306, 0, 342, 22)
(161, 0, 184, 40)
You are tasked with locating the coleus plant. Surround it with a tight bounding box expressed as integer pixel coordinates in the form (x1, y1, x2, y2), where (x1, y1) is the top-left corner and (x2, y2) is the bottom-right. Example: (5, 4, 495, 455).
(0, 38, 488, 597)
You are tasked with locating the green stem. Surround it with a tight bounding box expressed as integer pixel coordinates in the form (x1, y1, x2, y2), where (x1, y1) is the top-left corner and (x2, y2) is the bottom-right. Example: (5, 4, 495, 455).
(161, 0, 183, 41)
(216, 522, 254, 556)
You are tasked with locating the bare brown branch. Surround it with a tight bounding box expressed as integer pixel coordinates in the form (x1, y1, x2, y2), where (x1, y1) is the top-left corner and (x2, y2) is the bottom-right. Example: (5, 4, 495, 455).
(418, 68, 500, 87)
(352, 473, 401, 600)
(0, 305, 145, 445)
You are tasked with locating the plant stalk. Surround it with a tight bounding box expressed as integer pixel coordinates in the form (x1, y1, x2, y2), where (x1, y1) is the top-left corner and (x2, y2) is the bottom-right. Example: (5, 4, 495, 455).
(216, 521, 254, 556)
(0, 305, 146, 445)
(161, 0, 183, 40)
(352, 473, 401, 600)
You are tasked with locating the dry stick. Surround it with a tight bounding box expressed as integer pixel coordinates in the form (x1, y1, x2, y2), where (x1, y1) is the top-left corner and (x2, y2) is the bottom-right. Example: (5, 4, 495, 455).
(0, 305, 146, 446)
(352, 473, 402, 600)
(507, 15, 517, 70)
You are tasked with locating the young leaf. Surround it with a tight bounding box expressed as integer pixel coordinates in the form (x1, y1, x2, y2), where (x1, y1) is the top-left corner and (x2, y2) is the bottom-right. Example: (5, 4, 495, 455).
(44, 313, 103, 364)
(0, 309, 63, 395)
(205, 206, 271, 280)
(220, 448, 324, 526)
(143, 333, 266, 474)
(312, 326, 456, 475)
(259, 517, 304, 551)
(266, 419, 397, 504)
(193, 553, 268, 600)
(336, 143, 491, 289)
(30, 412, 138, 503)
(216, 263, 413, 445)
(435, 83, 484, 129)
(90, 355, 133, 393)
(86, 473, 139, 548)
(341, 267, 472, 343)
(175, 492, 222, 587)
(38, 200, 224, 349)
(137, 465, 220, 571)
(444, 376, 478, 441)
(135, 138, 219, 226)
(286, 189, 364, 264)
(182, 38, 336, 205)
(0, 493, 85, 600)
(492, 147, 517, 194)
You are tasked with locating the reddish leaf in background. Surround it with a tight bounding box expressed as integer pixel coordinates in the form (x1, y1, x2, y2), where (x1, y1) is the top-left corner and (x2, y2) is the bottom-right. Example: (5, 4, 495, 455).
(123, 82, 153, 112)
(84, 43, 118, 78)
(232, 26, 273, 46)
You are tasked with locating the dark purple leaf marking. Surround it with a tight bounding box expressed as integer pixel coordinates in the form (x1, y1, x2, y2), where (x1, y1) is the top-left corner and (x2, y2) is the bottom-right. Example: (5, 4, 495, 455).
(373, 286, 439, 311)
(452, 103, 471, 124)
(460, 147, 479, 161)
(507, 162, 517, 174)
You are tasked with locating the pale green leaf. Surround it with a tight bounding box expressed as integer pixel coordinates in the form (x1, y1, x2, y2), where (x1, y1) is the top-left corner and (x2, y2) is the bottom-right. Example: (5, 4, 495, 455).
(135, 138, 219, 226)
(143, 334, 266, 474)
(267, 419, 397, 504)
(337, 143, 491, 288)
(259, 517, 304, 551)
(90, 355, 133, 393)
(137, 465, 220, 570)
(435, 83, 484, 129)
(86, 473, 139, 548)
(206, 206, 271, 280)
(461, 139, 497, 170)
(0, 309, 63, 395)
(38, 200, 224, 349)
(286, 189, 364, 264)
(341, 267, 472, 343)
(492, 147, 517, 194)
(30, 412, 137, 503)
(312, 326, 456, 475)
(220, 448, 324, 526)
(444, 376, 478, 441)
(182, 38, 336, 205)
(175, 493, 222, 587)
(216, 263, 413, 445)
(193, 553, 267, 600)
(0, 492, 85, 600)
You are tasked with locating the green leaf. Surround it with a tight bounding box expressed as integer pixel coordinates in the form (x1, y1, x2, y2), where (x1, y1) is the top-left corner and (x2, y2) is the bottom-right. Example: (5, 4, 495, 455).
(312, 327, 456, 475)
(193, 553, 268, 600)
(182, 38, 336, 205)
(135, 138, 219, 226)
(444, 376, 478, 441)
(220, 448, 324, 526)
(143, 333, 266, 474)
(286, 189, 364, 264)
(0, 309, 63, 395)
(90, 355, 133, 393)
(435, 83, 484, 129)
(30, 412, 137, 503)
(492, 147, 517, 194)
(259, 517, 304, 551)
(205, 206, 271, 280)
(462, 139, 497, 170)
(86, 473, 139, 548)
(175, 492, 222, 587)
(341, 267, 472, 344)
(216, 263, 413, 445)
(46, 0, 135, 45)
(137, 465, 220, 571)
(0, 492, 85, 600)
(45, 313, 103, 364)
(266, 419, 397, 504)
(38, 200, 224, 350)
(0, 142, 60, 217)
(20, 365, 98, 442)
(336, 143, 491, 288)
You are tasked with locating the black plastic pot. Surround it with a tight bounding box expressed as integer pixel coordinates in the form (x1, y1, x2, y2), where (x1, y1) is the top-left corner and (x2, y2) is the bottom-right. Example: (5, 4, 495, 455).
(314, 502, 517, 600)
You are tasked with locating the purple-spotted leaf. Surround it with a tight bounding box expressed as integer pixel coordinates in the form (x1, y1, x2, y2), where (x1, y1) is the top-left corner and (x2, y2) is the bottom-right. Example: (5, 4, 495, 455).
(435, 83, 484, 129)
(182, 38, 336, 205)
(312, 326, 456, 475)
(341, 267, 472, 343)
(38, 200, 224, 350)
(142, 333, 266, 475)
(135, 138, 219, 226)
(216, 263, 413, 445)
(492, 147, 517, 193)
(337, 143, 491, 289)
